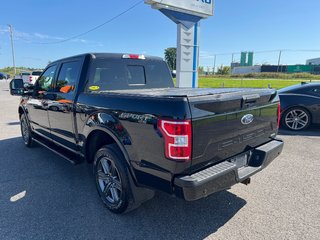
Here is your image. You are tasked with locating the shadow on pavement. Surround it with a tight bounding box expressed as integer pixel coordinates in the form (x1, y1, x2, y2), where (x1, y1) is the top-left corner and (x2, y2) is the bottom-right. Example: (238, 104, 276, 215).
(279, 124, 320, 137)
(0, 137, 246, 240)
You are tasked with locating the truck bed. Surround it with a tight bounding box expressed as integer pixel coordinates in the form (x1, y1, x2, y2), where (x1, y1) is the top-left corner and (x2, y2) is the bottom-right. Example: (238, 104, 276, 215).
(100, 87, 279, 173)
(102, 87, 275, 98)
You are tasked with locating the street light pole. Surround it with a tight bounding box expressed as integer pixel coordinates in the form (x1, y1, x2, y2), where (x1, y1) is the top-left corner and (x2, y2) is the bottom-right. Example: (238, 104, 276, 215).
(213, 54, 217, 75)
(8, 24, 16, 75)
(277, 50, 282, 73)
(231, 53, 235, 74)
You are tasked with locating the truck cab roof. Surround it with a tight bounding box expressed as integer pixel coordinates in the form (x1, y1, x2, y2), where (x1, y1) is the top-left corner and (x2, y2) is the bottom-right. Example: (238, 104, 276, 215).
(49, 53, 163, 65)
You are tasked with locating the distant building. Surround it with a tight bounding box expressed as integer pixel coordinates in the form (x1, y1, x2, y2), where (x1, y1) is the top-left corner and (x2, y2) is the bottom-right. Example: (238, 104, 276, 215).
(306, 58, 320, 65)
(240, 52, 254, 67)
(232, 66, 261, 75)
(231, 62, 240, 69)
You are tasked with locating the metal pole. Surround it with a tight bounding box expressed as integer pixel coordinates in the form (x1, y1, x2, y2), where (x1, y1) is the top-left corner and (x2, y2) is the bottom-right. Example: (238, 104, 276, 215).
(230, 53, 235, 74)
(213, 55, 216, 75)
(277, 50, 282, 73)
(8, 24, 16, 75)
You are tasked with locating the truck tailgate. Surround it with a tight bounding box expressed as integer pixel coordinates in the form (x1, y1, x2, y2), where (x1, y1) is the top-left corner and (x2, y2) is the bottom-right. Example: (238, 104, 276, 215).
(188, 88, 279, 172)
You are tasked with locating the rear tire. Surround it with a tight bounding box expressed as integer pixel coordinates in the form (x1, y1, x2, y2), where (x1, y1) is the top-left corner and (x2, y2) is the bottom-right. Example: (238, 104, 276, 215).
(20, 114, 33, 147)
(282, 107, 311, 131)
(93, 144, 131, 214)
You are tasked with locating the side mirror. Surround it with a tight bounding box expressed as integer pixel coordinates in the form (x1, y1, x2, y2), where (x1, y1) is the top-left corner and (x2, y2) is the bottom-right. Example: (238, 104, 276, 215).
(10, 79, 25, 96)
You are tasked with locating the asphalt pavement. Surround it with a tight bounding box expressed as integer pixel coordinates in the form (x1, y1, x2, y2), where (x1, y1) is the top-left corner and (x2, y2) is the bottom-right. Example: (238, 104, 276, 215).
(0, 81, 319, 240)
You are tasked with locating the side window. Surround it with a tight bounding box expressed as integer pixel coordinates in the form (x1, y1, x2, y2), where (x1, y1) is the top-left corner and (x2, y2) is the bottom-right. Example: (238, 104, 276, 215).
(56, 61, 81, 94)
(37, 65, 57, 91)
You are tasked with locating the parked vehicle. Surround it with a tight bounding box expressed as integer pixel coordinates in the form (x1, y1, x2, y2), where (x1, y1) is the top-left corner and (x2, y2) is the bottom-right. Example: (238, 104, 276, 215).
(28, 70, 42, 85)
(20, 72, 31, 83)
(9, 53, 283, 214)
(279, 82, 320, 131)
(0, 72, 6, 80)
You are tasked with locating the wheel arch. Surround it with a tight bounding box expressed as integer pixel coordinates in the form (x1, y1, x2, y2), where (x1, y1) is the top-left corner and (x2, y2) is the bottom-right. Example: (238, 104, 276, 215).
(18, 106, 32, 129)
(18, 106, 25, 118)
(83, 126, 137, 182)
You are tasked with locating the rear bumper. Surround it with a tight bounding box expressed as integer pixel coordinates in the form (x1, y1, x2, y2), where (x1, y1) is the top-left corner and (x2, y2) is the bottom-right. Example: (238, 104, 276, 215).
(174, 139, 284, 201)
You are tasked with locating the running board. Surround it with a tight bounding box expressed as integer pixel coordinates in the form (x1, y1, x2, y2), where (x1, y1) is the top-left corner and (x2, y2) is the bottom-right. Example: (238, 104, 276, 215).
(33, 136, 82, 165)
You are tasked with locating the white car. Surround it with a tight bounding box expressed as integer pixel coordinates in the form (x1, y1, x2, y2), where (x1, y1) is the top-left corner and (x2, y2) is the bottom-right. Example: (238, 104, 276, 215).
(29, 70, 42, 85)
(19, 71, 42, 85)
(20, 72, 31, 84)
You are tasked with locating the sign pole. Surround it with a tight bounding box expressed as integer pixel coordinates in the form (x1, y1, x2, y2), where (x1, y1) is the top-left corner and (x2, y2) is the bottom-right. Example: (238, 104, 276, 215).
(145, 0, 214, 88)
(176, 22, 200, 88)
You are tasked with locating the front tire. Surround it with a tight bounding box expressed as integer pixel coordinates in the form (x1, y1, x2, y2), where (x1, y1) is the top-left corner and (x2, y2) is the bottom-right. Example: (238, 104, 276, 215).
(94, 144, 131, 214)
(282, 107, 311, 131)
(20, 114, 33, 147)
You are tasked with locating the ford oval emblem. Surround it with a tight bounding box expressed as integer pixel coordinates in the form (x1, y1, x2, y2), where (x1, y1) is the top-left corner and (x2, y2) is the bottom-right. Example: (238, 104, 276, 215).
(241, 114, 254, 125)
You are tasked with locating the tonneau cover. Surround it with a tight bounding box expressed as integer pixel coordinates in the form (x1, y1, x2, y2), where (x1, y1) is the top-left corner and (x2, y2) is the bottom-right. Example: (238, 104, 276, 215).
(101, 87, 275, 98)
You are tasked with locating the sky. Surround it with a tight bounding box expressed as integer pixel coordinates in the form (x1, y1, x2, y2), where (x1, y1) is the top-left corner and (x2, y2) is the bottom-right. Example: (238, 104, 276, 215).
(1, 0, 320, 69)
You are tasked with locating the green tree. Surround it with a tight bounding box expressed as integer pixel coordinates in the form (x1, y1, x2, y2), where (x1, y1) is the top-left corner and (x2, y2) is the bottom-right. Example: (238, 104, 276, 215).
(217, 65, 231, 75)
(164, 47, 176, 70)
(198, 66, 204, 75)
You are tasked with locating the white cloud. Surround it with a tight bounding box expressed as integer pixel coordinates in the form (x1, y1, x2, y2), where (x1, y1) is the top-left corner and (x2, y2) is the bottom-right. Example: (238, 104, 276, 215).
(33, 32, 64, 41)
(71, 38, 87, 43)
(0, 25, 90, 44)
(0, 26, 9, 34)
(199, 50, 215, 59)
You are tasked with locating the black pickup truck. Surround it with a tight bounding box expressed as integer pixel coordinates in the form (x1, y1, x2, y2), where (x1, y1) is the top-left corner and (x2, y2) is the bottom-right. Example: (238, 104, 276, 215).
(10, 53, 283, 213)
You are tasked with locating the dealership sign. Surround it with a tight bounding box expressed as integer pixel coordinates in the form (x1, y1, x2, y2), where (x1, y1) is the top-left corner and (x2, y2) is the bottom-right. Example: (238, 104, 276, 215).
(145, 0, 214, 18)
(145, 0, 214, 88)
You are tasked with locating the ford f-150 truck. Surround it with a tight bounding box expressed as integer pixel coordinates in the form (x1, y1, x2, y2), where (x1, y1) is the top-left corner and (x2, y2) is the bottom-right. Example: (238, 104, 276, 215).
(9, 53, 283, 214)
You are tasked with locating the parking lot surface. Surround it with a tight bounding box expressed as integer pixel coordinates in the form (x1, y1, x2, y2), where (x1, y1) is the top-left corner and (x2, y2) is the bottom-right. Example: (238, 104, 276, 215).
(0, 81, 319, 240)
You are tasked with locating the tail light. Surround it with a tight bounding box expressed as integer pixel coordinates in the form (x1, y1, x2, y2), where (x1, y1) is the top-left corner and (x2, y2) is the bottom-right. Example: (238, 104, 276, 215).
(29, 76, 32, 82)
(277, 102, 281, 129)
(158, 119, 192, 161)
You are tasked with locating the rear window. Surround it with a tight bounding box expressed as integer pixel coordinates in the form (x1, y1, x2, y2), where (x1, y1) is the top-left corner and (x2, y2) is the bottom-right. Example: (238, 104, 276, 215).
(21, 72, 30, 76)
(127, 65, 146, 85)
(32, 71, 42, 76)
(86, 58, 173, 91)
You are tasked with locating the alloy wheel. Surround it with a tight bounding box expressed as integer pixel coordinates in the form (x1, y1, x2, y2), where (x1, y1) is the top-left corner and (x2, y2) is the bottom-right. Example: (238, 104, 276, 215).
(284, 109, 309, 130)
(97, 157, 122, 205)
(21, 117, 29, 143)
